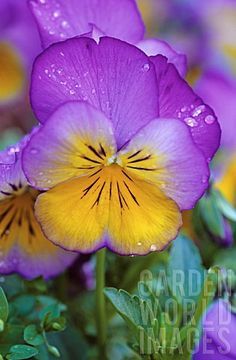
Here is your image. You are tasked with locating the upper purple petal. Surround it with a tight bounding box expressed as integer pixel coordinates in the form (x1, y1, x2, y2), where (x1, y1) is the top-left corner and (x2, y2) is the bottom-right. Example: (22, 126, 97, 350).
(29, 0, 145, 48)
(30, 36, 159, 149)
(137, 38, 187, 78)
(195, 71, 236, 150)
(150, 55, 221, 160)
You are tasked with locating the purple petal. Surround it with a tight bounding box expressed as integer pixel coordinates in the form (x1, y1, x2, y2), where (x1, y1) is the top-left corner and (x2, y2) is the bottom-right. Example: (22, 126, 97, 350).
(119, 119, 209, 210)
(0, 139, 77, 279)
(193, 300, 236, 359)
(150, 55, 221, 160)
(31, 37, 159, 148)
(137, 38, 187, 77)
(29, 0, 145, 48)
(23, 101, 116, 190)
(0, 245, 77, 280)
(1, 0, 41, 73)
(195, 72, 236, 150)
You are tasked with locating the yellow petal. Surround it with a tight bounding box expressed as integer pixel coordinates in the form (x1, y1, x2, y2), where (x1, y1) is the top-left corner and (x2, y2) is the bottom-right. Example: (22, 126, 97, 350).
(35, 164, 182, 254)
(0, 188, 61, 257)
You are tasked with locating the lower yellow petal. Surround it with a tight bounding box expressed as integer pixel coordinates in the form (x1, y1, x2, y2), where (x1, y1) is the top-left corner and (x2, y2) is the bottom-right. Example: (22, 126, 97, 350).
(0, 188, 61, 257)
(35, 164, 182, 254)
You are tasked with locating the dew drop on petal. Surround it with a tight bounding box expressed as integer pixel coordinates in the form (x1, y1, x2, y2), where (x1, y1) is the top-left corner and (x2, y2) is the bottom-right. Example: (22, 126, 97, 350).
(202, 175, 208, 183)
(142, 63, 150, 72)
(192, 105, 206, 117)
(184, 117, 198, 127)
(138, 242, 142, 246)
(204, 115, 215, 124)
(150, 244, 157, 252)
(53, 10, 60, 18)
(61, 20, 69, 29)
(30, 148, 38, 155)
(69, 89, 76, 95)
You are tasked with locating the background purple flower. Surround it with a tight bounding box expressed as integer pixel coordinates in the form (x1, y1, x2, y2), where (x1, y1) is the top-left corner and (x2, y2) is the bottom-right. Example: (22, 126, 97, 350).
(193, 300, 236, 359)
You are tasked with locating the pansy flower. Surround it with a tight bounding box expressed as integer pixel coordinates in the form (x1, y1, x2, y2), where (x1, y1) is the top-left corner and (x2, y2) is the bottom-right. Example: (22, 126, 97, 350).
(29, 0, 187, 77)
(0, 0, 40, 106)
(0, 140, 77, 279)
(193, 300, 236, 359)
(22, 37, 220, 255)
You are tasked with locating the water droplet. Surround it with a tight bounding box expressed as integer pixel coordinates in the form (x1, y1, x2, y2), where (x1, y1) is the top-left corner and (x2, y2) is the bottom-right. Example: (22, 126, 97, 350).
(30, 148, 38, 155)
(192, 105, 206, 117)
(138, 242, 142, 246)
(142, 63, 150, 72)
(61, 20, 69, 28)
(202, 175, 208, 184)
(150, 244, 157, 252)
(39, 0, 46, 4)
(69, 89, 76, 95)
(47, 180, 52, 184)
(53, 10, 60, 18)
(181, 106, 187, 113)
(204, 115, 215, 124)
(91, 89, 96, 94)
(44, 69, 49, 74)
(39, 172, 44, 176)
(184, 117, 198, 127)
(60, 51, 65, 57)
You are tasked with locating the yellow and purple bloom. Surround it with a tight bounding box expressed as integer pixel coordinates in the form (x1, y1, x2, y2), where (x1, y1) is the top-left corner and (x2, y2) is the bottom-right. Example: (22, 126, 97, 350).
(0, 0, 41, 106)
(21, 36, 220, 255)
(0, 140, 77, 279)
(29, 0, 187, 77)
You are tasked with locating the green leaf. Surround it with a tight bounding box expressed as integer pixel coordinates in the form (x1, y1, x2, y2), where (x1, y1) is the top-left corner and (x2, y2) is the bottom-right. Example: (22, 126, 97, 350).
(180, 267, 219, 352)
(24, 325, 44, 346)
(213, 247, 236, 272)
(104, 288, 153, 336)
(168, 235, 204, 303)
(7, 345, 38, 360)
(214, 189, 236, 222)
(199, 195, 225, 238)
(107, 338, 142, 360)
(0, 287, 9, 322)
(13, 296, 35, 317)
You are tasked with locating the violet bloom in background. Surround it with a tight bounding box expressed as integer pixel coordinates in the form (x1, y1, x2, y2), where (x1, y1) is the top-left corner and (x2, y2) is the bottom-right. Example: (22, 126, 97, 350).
(193, 300, 236, 359)
(138, 0, 236, 74)
(0, 140, 77, 279)
(0, 0, 41, 135)
(195, 72, 236, 150)
(0, 0, 40, 107)
(29, 0, 187, 77)
(21, 36, 220, 255)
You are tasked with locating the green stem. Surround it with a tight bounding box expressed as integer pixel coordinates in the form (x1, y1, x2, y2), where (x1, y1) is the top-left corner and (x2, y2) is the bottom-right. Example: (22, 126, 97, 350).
(96, 248, 107, 358)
